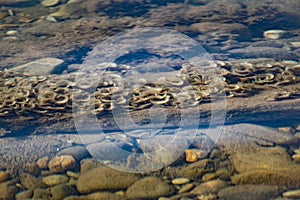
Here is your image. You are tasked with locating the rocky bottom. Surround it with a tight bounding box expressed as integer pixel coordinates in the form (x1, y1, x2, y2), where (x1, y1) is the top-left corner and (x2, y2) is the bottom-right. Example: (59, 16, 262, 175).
(0, 123, 299, 200)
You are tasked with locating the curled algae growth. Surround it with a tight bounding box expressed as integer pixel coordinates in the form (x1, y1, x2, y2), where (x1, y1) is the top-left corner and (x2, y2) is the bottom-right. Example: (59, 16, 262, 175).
(0, 60, 299, 117)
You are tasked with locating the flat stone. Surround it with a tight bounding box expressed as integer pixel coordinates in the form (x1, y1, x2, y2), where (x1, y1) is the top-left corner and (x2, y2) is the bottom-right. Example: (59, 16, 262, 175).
(283, 189, 300, 199)
(50, 183, 77, 200)
(77, 166, 139, 194)
(126, 176, 174, 199)
(42, 175, 69, 186)
(9, 58, 64, 76)
(64, 192, 126, 200)
(191, 179, 228, 195)
(56, 146, 90, 161)
(218, 185, 282, 200)
(264, 30, 288, 39)
(171, 178, 190, 185)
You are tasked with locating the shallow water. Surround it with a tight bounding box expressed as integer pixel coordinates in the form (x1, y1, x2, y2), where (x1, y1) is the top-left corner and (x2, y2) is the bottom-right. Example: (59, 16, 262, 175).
(0, 0, 300, 199)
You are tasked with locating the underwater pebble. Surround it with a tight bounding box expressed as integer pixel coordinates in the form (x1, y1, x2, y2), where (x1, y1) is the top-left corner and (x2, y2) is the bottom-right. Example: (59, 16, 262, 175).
(66, 171, 79, 179)
(291, 42, 300, 48)
(6, 30, 17, 35)
(46, 15, 58, 23)
(77, 166, 139, 194)
(218, 185, 282, 200)
(264, 30, 287, 39)
(42, 174, 69, 186)
(292, 154, 300, 162)
(191, 179, 228, 195)
(178, 183, 194, 194)
(126, 176, 174, 199)
(48, 155, 76, 173)
(185, 149, 203, 162)
(283, 189, 300, 199)
(0, 171, 9, 183)
(50, 183, 77, 200)
(37, 156, 49, 169)
(41, 0, 60, 7)
(172, 178, 190, 185)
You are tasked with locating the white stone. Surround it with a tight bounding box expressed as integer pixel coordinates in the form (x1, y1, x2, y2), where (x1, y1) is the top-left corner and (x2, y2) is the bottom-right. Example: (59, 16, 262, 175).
(41, 0, 60, 7)
(263, 30, 287, 40)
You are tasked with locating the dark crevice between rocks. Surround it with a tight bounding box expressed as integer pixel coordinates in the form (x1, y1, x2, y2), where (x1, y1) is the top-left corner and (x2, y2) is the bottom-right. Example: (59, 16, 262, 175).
(53, 47, 92, 74)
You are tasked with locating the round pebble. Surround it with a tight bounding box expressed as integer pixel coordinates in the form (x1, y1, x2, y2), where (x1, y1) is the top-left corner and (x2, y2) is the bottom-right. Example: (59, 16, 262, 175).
(48, 155, 76, 173)
(290, 42, 300, 48)
(37, 157, 49, 169)
(263, 30, 287, 39)
(172, 178, 190, 185)
(283, 189, 300, 199)
(41, 0, 60, 7)
(42, 175, 69, 186)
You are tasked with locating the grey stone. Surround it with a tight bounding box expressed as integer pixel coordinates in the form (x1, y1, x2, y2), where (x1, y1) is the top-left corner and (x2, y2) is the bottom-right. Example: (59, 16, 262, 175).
(9, 58, 64, 75)
(56, 146, 90, 161)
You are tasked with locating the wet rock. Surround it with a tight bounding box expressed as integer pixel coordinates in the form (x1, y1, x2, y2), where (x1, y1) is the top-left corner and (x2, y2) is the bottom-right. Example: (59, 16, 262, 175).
(48, 155, 77, 173)
(8, 58, 64, 76)
(126, 176, 174, 199)
(77, 166, 139, 194)
(0, 171, 9, 183)
(191, 179, 228, 195)
(56, 146, 90, 161)
(42, 175, 69, 186)
(50, 183, 77, 200)
(218, 185, 282, 200)
(15, 189, 33, 200)
(0, 181, 18, 200)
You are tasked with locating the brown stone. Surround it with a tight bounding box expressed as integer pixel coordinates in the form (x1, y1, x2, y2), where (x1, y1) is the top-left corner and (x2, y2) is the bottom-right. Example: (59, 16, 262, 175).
(48, 155, 76, 173)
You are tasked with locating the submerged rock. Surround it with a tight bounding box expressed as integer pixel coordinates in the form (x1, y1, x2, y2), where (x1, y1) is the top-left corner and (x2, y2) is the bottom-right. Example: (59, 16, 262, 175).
(76, 166, 139, 194)
(126, 176, 174, 199)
